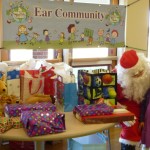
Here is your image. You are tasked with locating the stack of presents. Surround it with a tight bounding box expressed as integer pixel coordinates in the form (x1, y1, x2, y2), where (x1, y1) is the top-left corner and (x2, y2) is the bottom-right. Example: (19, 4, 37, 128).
(0, 61, 134, 150)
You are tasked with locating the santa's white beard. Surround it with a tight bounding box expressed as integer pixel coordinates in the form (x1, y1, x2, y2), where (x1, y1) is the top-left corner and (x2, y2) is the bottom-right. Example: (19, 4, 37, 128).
(120, 71, 150, 103)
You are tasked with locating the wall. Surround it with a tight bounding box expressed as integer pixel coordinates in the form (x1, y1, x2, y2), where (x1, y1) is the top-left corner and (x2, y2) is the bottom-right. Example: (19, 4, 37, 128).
(126, 0, 149, 54)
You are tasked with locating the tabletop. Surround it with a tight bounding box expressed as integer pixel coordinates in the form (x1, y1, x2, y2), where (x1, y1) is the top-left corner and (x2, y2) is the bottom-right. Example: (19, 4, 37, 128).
(0, 112, 115, 142)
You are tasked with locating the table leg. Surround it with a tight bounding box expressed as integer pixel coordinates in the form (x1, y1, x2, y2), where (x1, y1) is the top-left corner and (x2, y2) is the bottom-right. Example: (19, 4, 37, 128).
(106, 129, 111, 150)
(34, 141, 45, 150)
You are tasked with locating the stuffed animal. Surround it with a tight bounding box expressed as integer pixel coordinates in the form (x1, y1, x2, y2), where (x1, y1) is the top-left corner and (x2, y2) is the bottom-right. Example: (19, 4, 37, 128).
(24, 94, 55, 104)
(0, 74, 23, 116)
(0, 74, 7, 95)
(0, 94, 23, 104)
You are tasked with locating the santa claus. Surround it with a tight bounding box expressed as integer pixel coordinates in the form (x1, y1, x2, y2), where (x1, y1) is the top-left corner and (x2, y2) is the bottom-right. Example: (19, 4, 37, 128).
(116, 50, 150, 150)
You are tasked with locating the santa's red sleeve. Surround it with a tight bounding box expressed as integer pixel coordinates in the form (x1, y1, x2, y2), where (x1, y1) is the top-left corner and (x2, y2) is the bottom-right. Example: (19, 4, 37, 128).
(116, 84, 141, 146)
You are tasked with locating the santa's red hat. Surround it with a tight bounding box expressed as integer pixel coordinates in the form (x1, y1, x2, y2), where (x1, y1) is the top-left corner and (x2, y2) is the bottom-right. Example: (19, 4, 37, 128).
(120, 50, 139, 69)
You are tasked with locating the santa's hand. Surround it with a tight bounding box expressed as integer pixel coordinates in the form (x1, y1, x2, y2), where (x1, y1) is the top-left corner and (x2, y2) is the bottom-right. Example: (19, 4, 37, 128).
(122, 116, 136, 127)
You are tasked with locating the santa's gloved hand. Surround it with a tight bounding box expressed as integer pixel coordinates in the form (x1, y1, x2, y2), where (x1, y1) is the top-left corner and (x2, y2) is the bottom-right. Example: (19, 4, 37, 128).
(122, 116, 136, 127)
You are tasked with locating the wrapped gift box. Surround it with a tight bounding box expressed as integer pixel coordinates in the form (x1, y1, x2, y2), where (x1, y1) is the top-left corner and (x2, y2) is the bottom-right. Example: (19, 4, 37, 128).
(21, 111, 66, 137)
(11, 117, 23, 129)
(73, 103, 114, 117)
(74, 107, 134, 124)
(5, 102, 56, 117)
(0, 117, 13, 133)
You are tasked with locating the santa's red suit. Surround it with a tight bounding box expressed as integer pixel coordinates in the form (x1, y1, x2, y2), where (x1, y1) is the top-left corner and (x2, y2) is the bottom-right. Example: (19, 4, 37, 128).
(115, 49, 150, 150)
(117, 83, 141, 145)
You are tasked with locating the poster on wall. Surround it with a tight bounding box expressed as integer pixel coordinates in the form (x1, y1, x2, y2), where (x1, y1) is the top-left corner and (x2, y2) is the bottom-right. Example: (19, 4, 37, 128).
(2, 0, 126, 49)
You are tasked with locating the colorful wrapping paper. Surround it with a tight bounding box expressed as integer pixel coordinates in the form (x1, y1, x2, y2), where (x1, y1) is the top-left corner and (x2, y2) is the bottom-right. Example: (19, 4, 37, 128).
(5, 102, 56, 117)
(73, 104, 135, 124)
(11, 117, 23, 129)
(0, 117, 13, 133)
(78, 70, 117, 105)
(73, 103, 114, 117)
(21, 111, 66, 137)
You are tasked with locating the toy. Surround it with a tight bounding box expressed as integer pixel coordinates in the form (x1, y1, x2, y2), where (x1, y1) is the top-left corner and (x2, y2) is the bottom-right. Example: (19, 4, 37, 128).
(102, 74, 113, 84)
(0, 74, 23, 116)
(0, 74, 7, 95)
(0, 94, 22, 104)
(107, 87, 116, 98)
(24, 94, 55, 104)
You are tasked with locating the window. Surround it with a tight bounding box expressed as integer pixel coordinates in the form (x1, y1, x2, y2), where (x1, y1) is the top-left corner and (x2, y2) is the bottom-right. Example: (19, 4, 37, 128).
(10, 50, 33, 61)
(72, 48, 108, 58)
(63, 0, 117, 71)
(10, 49, 54, 61)
(64, 0, 110, 4)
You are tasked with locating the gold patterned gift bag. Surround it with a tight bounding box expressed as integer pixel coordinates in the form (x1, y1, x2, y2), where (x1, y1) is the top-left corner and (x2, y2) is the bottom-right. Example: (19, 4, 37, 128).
(20, 73, 44, 102)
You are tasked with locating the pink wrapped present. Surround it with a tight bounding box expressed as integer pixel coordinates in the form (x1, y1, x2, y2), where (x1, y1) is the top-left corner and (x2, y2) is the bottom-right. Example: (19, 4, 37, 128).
(73, 103, 114, 117)
(5, 102, 56, 117)
(21, 111, 66, 137)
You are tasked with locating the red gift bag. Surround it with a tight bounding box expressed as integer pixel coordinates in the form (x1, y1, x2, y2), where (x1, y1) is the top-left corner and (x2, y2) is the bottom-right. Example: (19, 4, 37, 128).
(41, 67, 56, 96)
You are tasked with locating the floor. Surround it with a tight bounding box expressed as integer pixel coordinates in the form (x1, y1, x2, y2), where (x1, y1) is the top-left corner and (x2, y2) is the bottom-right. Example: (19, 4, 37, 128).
(0, 126, 141, 150)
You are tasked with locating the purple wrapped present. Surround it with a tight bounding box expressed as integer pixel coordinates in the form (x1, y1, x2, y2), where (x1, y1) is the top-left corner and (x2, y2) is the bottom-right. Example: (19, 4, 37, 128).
(73, 103, 114, 117)
(21, 111, 66, 137)
(5, 102, 56, 117)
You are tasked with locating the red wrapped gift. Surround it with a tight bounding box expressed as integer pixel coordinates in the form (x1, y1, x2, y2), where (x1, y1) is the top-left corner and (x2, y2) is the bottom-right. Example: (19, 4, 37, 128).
(21, 111, 66, 137)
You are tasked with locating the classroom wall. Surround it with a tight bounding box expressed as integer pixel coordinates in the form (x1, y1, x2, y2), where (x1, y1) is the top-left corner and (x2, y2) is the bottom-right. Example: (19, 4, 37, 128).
(126, 0, 149, 53)
(0, 0, 2, 49)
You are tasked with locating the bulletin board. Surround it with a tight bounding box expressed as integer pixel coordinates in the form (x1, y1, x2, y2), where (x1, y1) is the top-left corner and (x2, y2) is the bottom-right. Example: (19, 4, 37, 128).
(2, 0, 126, 49)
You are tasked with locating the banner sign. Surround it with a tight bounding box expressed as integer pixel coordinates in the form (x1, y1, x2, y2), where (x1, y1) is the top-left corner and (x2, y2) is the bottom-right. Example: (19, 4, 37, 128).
(2, 0, 126, 49)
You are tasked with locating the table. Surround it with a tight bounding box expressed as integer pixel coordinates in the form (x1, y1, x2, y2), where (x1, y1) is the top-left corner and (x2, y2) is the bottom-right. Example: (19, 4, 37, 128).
(0, 112, 115, 150)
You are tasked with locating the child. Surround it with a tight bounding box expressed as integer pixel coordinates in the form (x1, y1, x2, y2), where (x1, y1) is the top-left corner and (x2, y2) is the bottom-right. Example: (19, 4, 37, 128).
(140, 89, 150, 150)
